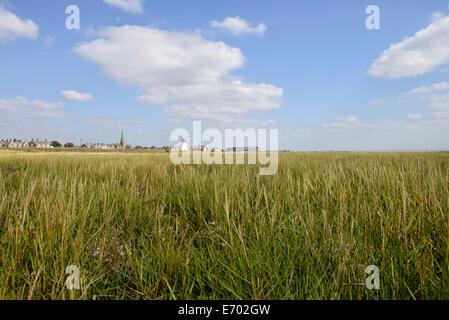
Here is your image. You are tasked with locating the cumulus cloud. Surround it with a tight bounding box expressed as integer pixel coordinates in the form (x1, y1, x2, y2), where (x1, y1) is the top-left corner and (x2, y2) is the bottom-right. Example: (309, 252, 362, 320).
(75, 25, 283, 123)
(61, 90, 95, 102)
(76, 26, 245, 88)
(407, 81, 449, 94)
(0, 7, 38, 41)
(211, 16, 267, 36)
(0, 97, 66, 122)
(136, 80, 282, 112)
(368, 14, 449, 78)
(102, 0, 145, 14)
(163, 104, 277, 126)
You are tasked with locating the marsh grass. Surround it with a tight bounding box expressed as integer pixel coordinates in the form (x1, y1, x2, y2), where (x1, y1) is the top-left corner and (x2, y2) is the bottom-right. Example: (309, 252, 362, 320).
(0, 151, 448, 299)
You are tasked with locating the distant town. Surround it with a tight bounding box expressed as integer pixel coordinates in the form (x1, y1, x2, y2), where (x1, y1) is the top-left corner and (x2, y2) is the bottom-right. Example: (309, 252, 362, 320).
(0, 130, 131, 150)
(0, 131, 262, 152)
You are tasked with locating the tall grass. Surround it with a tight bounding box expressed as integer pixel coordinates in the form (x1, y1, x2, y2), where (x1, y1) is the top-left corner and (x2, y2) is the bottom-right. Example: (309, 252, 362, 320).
(0, 151, 448, 299)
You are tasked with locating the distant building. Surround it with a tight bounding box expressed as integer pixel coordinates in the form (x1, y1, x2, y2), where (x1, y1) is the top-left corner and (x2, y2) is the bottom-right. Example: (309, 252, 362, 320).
(3, 139, 32, 148)
(0, 138, 50, 149)
(120, 130, 126, 149)
(80, 142, 122, 150)
(0, 131, 131, 150)
(29, 139, 51, 149)
(0, 138, 37, 148)
(79, 131, 130, 150)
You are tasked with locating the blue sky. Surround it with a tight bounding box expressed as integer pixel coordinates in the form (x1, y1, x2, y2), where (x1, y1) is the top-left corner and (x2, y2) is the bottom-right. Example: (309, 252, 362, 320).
(1, 0, 449, 150)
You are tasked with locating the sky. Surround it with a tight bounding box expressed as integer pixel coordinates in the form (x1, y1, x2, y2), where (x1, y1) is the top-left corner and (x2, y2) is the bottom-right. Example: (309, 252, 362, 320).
(1, 0, 449, 150)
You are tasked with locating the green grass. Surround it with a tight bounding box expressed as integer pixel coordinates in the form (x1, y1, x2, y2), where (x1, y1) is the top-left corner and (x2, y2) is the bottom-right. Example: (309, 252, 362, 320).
(0, 151, 448, 299)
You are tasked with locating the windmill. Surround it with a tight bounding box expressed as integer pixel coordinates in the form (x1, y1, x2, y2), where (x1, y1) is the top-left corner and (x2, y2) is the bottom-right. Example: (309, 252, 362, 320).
(179, 136, 189, 151)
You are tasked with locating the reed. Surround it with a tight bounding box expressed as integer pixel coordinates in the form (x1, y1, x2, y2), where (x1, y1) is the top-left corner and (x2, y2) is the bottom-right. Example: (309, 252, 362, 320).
(0, 151, 448, 299)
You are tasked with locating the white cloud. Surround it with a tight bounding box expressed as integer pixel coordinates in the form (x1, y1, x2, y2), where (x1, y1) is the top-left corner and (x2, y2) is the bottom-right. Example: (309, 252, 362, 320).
(61, 90, 95, 102)
(163, 103, 278, 126)
(139, 79, 283, 124)
(75, 25, 282, 124)
(211, 16, 267, 36)
(0, 97, 66, 122)
(137, 80, 282, 112)
(369, 15, 449, 78)
(429, 93, 449, 109)
(0, 7, 38, 41)
(284, 117, 449, 151)
(76, 26, 244, 88)
(322, 116, 424, 132)
(428, 93, 449, 118)
(408, 113, 422, 119)
(407, 81, 449, 94)
(102, 0, 145, 14)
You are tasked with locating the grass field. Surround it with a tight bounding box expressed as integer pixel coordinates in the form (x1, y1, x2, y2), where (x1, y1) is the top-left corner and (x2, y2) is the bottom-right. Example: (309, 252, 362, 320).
(0, 150, 448, 300)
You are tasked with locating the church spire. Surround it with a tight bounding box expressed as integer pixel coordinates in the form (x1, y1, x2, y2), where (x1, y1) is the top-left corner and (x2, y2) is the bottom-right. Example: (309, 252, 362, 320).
(120, 129, 125, 149)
